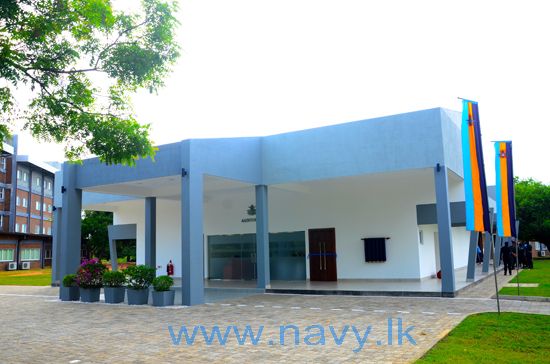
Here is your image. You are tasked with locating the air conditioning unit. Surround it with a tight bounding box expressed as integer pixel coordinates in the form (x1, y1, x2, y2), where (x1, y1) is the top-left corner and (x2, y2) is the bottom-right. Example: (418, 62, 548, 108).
(7, 262, 17, 271)
(21, 261, 31, 270)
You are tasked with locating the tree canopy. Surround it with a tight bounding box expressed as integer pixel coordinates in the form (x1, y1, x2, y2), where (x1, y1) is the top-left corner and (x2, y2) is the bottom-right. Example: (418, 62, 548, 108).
(515, 178, 550, 247)
(81, 210, 112, 260)
(0, 0, 179, 165)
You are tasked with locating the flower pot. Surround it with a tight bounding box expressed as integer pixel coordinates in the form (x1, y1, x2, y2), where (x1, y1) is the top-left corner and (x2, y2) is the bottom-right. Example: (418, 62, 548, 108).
(80, 287, 101, 302)
(104, 287, 125, 304)
(60, 286, 79, 301)
(152, 290, 175, 307)
(127, 288, 149, 305)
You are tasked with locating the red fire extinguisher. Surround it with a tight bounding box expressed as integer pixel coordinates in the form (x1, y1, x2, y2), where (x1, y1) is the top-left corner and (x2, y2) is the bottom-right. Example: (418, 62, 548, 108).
(167, 260, 174, 276)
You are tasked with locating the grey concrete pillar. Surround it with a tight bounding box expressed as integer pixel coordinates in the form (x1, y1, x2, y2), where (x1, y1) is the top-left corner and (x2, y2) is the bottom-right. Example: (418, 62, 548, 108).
(59, 163, 82, 279)
(51, 206, 62, 284)
(466, 231, 478, 281)
(434, 165, 455, 295)
(255, 185, 270, 289)
(181, 169, 204, 306)
(108, 233, 119, 272)
(494, 236, 502, 267)
(144, 197, 156, 269)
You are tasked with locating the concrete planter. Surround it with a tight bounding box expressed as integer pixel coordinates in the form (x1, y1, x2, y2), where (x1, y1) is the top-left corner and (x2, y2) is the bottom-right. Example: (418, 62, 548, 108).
(60, 286, 79, 301)
(127, 288, 149, 305)
(104, 287, 125, 304)
(80, 288, 101, 302)
(152, 290, 175, 307)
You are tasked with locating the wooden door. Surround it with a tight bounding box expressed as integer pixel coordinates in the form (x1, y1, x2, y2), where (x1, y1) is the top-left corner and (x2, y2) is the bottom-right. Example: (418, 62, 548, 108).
(308, 228, 337, 281)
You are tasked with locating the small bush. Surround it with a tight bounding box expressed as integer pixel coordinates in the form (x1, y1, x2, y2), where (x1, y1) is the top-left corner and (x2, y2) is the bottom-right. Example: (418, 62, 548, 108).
(62, 274, 77, 287)
(102, 270, 126, 287)
(153, 275, 174, 292)
(124, 265, 156, 290)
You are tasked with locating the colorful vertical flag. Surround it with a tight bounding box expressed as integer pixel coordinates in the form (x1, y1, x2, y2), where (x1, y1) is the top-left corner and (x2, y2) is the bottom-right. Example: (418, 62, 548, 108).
(461, 99, 491, 232)
(494, 141, 517, 237)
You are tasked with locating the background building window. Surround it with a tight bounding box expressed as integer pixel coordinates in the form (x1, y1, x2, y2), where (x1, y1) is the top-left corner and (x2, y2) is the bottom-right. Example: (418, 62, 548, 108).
(35, 225, 40, 234)
(23, 172, 27, 181)
(0, 157, 6, 170)
(22, 198, 27, 208)
(48, 205, 52, 213)
(20, 248, 40, 261)
(47, 227, 51, 235)
(17, 169, 21, 179)
(44, 249, 52, 259)
(16, 196, 20, 206)
(15, 223, 19, 232)
(0, 215, 3, 228)
(35, 201, 41, 211)
(0, 188, 4, 200)
(35, 177, 41, 187)
(0, 249, 14, 261)
(21, 224, 27, 233)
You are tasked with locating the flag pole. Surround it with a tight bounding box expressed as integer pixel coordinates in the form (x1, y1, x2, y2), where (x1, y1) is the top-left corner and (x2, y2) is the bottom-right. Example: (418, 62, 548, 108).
(491, 233, 501, 314)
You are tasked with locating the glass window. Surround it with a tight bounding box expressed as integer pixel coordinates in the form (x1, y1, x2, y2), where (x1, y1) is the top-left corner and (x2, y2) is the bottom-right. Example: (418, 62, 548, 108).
(17, 169, 21, 179)
(0, 215, 3, 228)
(0, 249, 14, 261)
(44, 249, 52, 259)
(47, 227, 52, 235)
(43, 204, 47, 212)
(15, 223, 19, 232)
(48, 181, 52, 190)
(23, 172, 27, 181)
(35, 225, 40, 234)
(20, 248, 40, 261)
(16, 196, 20, 206)
(35, 177, 41, 187)
(21, 224, 27, 233)
(22, 198, 27, 208)
(0, 157, 6, 170)
(0, 187, 4, 200)
(48, 205, 52, 213)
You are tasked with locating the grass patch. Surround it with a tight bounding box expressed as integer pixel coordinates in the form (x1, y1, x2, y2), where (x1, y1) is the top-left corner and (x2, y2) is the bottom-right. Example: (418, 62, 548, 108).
(417, 312, 550, 363)
(0, 268, 52, 286)
(500, 259, 550, 297)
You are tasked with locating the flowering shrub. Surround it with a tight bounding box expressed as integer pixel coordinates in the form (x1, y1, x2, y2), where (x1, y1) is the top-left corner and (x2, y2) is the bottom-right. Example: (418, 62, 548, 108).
(76, 258, 107, 288)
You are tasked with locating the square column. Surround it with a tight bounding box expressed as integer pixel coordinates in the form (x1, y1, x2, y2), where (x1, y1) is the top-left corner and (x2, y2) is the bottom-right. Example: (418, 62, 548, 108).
(466, 231, 478, 281)
(255, 185, 270, 289)
(181, 170, 204, 306)
(59, 163, 82, 279)
(144, 197, 157, 269)
(51, 206, 62, 284)
(434, 165, 455, 295)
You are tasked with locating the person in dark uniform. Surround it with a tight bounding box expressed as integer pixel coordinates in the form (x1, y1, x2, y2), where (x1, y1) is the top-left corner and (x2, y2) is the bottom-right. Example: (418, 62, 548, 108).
(501, 241, 513, 275)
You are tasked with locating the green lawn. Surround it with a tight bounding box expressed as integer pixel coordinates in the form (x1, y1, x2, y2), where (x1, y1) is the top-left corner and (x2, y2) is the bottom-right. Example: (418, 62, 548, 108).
(0, 268, 52, 286)
(417, 312, 550, 363)
(499, 259, 550, 297)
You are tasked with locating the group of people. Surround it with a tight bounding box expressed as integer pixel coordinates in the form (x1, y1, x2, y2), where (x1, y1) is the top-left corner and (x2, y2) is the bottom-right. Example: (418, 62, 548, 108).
(500, 240, 533, 275)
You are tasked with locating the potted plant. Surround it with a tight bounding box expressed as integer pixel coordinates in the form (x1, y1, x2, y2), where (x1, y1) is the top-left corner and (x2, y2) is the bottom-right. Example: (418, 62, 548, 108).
(124, 265, 155, 305)
(76, 258, 107, 303)
(152, 275, 175, 307)
(60, 274, 80, 301)
(103, 270, 126, 304)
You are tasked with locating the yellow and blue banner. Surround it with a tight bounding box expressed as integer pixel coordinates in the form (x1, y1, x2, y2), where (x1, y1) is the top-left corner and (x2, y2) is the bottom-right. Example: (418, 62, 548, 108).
(494, 141, 517, 237)
(461, 100, 490, 232)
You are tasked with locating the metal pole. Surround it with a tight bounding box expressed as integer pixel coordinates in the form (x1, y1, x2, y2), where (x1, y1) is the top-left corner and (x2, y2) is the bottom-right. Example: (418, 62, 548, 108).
(491, 234, 501, 315)
(515, 239, 520, 296)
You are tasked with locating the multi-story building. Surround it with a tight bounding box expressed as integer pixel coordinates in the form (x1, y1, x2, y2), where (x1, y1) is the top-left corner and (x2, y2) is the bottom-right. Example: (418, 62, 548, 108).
(0, 136, 57, 270)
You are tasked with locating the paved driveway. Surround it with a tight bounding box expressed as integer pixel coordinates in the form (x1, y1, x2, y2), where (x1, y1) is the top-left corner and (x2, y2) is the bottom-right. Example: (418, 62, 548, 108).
(1, 273, 548, 364)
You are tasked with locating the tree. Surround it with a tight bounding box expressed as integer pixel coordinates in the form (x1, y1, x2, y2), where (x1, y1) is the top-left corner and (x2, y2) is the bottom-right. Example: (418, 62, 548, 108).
(515, 178, 550, 248)
(81, 210, 112, 260)
(0, 0, 179, 165)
